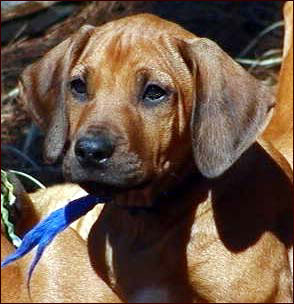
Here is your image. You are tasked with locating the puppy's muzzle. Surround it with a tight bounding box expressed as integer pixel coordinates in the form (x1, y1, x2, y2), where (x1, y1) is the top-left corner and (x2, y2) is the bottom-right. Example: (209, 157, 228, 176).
(75, 134, 115, 168)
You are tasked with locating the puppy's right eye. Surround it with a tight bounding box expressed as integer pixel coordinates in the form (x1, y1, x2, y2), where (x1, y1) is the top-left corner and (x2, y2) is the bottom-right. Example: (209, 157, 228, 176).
(142, 84, 168, 106)
(70, 78, 87, 101)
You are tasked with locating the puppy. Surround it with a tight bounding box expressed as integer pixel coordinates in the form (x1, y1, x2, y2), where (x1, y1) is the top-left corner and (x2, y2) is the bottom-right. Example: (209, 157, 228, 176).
(14, 13, 293, 303)
(1, 185, 121, 303)
(263, 1, 293, 168)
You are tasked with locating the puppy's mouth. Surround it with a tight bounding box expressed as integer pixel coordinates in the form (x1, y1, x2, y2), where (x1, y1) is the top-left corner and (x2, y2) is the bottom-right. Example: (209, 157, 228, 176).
(79, 180, 152, 199)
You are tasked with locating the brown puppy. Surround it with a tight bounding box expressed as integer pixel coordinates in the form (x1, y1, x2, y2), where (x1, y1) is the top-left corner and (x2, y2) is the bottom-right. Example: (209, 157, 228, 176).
(14, 183, 103, 241)
(1, 190, 121, 303)
(18, 14, 292, 303)
(263, 1, 293, 167)
(1, 230, 121, 303)
(262, 1, 293, 277)
(1, 233, 31, 303)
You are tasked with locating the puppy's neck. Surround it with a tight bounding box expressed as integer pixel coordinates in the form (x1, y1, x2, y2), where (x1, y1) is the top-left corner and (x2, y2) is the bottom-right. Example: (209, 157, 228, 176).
(112, 161, 203, 211)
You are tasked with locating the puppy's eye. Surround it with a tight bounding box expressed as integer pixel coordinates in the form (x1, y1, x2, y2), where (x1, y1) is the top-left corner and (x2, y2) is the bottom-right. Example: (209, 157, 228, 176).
(70, 78, 87, 100)
(142, 84, 167, 105)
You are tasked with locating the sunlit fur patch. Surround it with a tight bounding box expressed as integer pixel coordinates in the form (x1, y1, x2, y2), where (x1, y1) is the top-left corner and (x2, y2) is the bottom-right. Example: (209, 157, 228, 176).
(1, 195, 111, 285)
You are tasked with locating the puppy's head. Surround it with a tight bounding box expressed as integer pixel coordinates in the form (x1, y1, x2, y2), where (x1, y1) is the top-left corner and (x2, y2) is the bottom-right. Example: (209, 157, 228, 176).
(20, 14, 275, 203)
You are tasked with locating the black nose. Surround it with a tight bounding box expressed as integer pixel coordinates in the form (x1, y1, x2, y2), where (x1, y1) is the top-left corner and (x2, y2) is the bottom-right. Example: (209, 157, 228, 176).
(75, 135, 115, 167)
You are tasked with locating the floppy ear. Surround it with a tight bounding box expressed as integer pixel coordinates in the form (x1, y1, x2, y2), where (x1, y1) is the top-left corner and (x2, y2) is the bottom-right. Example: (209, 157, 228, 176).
(19, 25, 95, 164)
(184, 38, 275, 178)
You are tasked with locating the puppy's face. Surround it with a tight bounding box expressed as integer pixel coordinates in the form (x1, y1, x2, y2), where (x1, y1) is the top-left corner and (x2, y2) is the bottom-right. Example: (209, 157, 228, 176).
(20, 14, 275, 204)
(63, 18, 195, 195)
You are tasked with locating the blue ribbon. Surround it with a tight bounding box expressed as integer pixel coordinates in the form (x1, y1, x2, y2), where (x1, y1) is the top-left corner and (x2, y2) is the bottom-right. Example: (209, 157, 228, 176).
(1, 194, 111, 284)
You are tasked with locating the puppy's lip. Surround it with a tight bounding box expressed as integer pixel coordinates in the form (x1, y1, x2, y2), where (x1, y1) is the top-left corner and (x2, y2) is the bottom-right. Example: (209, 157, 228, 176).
(79, 179, 152, 197)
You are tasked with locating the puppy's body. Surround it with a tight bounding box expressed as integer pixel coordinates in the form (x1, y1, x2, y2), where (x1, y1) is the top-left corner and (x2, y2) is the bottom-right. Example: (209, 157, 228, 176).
(89, 141, 292, 303)
(3, 11, 292, 303)
(1, 234, 31, 303)
(263, 1, 293, 168)
(20, 183, 102, 241)
(1, 183, 119, 303)
(1, 227, 121, 303)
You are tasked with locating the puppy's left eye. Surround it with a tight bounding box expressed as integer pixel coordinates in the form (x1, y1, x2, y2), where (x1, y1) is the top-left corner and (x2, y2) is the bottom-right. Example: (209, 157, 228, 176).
(142, 84, 167, 105)
(69, 77, 87, 101)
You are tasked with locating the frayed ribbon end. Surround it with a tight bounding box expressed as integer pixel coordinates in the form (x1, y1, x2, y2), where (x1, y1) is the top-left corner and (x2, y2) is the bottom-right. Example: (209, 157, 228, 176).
(1, 194, 110, 283)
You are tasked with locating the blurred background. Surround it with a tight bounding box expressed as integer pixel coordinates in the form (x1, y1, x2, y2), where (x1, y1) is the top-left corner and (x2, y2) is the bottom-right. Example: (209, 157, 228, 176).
(1, 1, 285, 190)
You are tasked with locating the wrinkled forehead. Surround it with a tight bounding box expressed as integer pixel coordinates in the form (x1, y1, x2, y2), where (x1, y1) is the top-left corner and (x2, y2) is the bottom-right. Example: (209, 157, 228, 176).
(73, 15, 194, 83)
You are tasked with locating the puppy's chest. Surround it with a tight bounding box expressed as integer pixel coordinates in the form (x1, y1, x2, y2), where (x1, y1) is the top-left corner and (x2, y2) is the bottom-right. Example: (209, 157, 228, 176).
(93, 205, 216, 301)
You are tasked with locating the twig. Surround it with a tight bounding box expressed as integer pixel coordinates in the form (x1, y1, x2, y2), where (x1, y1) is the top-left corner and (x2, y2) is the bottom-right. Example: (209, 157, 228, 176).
(238, 21, 284, 58)
(22, 124, 41, 155)
(9, 170, 46, 189)
(236, 57, 282, 67)
(1, 87, 20, 103)
(1, 144, 40, 170)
